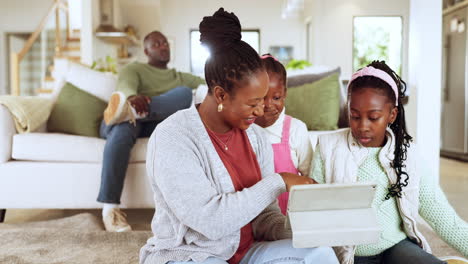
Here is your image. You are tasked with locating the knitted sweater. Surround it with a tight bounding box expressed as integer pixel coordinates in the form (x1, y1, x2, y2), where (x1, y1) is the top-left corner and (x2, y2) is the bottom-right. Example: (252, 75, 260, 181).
(140, 106, 291, 264)
(117, 62, 205, 98)
(311, 144, 468, 258)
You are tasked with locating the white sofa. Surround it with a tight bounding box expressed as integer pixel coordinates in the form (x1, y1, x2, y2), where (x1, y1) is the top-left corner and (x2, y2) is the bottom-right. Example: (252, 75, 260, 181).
(0, 105, 154, 209)
(0, 61, 155, 209)
(0, 103, 339, 210)
(0, 62, 344, 210)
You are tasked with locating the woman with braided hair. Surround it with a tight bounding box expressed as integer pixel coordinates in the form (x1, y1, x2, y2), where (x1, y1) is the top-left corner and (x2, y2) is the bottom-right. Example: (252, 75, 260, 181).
(140, 8, 339, 264)
(309, 60, 468, 264)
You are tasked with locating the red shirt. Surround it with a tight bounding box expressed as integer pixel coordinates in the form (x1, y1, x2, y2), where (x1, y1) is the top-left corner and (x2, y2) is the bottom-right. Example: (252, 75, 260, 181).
(206, 127, 262, 264)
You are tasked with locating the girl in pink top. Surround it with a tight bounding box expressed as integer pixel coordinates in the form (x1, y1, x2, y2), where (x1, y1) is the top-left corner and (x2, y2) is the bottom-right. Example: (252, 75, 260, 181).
(255, 54, 314, 214)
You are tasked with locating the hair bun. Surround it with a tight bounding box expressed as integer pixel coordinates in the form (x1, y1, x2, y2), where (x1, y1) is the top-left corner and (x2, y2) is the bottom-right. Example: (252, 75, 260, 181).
(199, 8, 242, 52)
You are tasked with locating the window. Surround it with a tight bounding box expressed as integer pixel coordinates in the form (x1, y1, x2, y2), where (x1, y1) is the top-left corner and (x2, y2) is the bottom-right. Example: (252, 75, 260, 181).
(353, 16, 403, 74)
(190, 30, 260, 76)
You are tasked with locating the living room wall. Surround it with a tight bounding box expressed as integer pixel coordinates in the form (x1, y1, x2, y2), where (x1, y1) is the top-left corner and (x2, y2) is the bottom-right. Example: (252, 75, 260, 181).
(81, 0, 162, 66)
(406, 0, 442, 181)
(0, 0, 53, 95)
(304, 0, 410, 80)
(157, 0, 307, 72)
(304, 0, 443, 181)
(118, 0, 162, 62)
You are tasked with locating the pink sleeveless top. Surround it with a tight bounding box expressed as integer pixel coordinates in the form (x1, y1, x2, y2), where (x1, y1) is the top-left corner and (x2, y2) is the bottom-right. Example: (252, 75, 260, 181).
(271, 115, 299, 215)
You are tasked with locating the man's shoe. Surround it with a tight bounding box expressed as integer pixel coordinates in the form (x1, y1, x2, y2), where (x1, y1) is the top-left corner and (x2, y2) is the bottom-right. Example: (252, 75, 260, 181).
(103, 92, 146, 126)
(102, 208, 132, 232)
(440, 256, 468, 264)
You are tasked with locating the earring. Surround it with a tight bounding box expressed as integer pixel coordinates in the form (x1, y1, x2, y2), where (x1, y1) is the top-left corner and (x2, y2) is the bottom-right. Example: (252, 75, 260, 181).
(217, 103, 223, 112)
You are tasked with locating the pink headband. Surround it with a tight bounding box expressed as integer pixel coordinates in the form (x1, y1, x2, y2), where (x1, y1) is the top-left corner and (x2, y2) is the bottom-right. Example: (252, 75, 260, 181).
(260, 54, 279, 62)
(348, 66, 399, 106)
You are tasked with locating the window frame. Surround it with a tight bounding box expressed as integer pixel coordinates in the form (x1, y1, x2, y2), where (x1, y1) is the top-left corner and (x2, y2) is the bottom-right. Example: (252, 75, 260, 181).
(352, 15, 404, 76)
(189, 29, 261, 74)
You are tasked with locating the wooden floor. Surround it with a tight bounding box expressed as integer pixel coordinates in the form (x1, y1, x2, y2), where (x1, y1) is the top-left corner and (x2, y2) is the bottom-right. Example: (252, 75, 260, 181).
(4, 158, 468, 227)
(439, 157, 468, 220)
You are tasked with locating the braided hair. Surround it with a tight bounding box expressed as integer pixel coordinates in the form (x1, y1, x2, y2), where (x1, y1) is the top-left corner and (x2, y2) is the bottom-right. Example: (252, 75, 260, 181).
(261, 53, 287, 88)
(199, 8, 264, 94)
(348, 60, 412, 199)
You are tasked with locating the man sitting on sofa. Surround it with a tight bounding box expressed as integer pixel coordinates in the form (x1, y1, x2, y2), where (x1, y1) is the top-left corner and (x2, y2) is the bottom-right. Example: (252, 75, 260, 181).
(99, 30, 205, 232)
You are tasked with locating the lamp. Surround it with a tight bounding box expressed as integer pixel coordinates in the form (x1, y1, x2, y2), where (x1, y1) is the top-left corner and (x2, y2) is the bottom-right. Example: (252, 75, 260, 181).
(281, 0, 305, 19)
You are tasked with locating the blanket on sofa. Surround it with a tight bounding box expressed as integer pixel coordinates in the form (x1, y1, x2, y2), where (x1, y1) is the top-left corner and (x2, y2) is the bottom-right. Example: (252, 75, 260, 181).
(0, 96, 53, 133)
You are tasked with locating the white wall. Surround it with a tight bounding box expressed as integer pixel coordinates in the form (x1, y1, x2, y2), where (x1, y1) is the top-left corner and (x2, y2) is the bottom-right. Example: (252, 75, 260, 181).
(119, 0, 161, 61)
(0, 0, 54, 95)
(91, 0, 119, 65)
(158, 0, 306, 72)
(305, 0, 409, 80)
(407, 0, 442, 181)
(81, 0, 161, 65)
(306, 0, 442, 181)
(306, 0, 443, 181)
(1, 0, 304, 92)
(68, 0, 82, 31)
(80, 0, 94, 65)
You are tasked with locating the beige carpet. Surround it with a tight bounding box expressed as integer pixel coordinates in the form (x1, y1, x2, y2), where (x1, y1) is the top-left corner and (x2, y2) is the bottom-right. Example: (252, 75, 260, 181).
(0, 213, 152, 264)
(0, 212, 465, 263)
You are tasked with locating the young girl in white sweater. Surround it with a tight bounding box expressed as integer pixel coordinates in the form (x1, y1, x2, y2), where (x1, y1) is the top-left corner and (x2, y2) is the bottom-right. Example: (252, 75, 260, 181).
(255, 54, 313, 215)
(310, 61, 467, 264)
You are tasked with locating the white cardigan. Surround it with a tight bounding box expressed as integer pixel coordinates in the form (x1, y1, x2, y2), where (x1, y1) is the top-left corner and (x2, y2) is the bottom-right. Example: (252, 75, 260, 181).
(316, 128, 430, 264)
(140, 106, 291, 264)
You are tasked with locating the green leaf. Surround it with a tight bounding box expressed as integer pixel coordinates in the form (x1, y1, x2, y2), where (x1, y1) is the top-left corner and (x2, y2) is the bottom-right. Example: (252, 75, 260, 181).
(286, 59, 312, 70)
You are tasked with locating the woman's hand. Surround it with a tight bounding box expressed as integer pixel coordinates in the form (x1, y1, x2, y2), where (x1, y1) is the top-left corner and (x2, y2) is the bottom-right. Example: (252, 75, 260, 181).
(279, 172, 317, 192)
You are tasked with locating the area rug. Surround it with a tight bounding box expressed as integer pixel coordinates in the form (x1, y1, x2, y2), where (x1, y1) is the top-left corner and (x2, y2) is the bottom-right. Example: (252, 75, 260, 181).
(0, 213, 464, 263)
(0, 213, 152, 264)
(418, 220, 465, 259)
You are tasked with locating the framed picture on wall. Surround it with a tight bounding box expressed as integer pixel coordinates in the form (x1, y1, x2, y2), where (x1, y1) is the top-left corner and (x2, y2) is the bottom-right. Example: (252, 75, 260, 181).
(269, 46, 294, 65)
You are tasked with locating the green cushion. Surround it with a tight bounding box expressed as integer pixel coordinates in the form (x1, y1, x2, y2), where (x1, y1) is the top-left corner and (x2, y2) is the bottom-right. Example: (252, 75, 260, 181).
(285, 73, 340, 130)
(47, 82, 107, 137)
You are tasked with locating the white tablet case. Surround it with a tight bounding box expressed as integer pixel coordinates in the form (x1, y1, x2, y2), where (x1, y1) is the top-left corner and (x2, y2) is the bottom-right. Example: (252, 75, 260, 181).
(286, 182, 380, 248)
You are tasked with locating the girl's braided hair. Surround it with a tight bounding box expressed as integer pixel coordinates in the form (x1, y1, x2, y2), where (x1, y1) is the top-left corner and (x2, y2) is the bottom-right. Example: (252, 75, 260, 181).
(261, 53, 287, 87)
(348, 61, 412, 199)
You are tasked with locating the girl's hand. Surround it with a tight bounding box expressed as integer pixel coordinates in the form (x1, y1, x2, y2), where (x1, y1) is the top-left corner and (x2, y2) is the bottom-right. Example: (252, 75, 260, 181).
(279, 172, 317, 192)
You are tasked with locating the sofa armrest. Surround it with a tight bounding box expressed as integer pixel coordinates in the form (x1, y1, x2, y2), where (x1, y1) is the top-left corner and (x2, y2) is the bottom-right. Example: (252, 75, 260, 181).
(0, 105, 16, 163)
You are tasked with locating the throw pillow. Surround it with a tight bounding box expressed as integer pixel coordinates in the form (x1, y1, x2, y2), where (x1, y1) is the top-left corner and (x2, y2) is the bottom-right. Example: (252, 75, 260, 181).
(47, 82, 107, 137)
(285, 73, 340, 131)
(286, 67, 341, 88)
(52, 62, 117, 103)
(65, 63, 116, 102)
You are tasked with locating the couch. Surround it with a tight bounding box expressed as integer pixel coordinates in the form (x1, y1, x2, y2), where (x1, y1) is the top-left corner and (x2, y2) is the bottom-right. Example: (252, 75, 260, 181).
(0, 61, 154, 210)
(0, 108, 153, 209)
(0, 62, 345, 210)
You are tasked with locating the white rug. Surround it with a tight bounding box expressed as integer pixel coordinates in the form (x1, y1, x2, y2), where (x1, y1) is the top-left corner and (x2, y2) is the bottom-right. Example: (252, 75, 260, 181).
(0, 213, 463, 263)
(0, 213, 152, 264)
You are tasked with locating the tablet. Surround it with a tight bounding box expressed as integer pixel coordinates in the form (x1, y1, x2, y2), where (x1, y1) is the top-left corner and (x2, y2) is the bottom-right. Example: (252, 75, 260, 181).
(286, 182, 380, 248)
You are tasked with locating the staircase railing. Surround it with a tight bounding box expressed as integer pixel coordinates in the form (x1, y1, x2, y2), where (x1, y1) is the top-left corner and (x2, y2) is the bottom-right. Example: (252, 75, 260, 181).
(10, 0, 70, 96)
